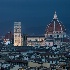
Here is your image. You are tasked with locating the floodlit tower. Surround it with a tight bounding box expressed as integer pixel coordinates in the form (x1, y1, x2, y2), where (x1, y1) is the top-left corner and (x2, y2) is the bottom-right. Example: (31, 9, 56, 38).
(14, 22, 22, 46)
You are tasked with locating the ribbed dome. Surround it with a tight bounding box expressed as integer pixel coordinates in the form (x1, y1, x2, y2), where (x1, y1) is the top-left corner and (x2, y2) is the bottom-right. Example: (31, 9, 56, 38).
(45, 12, 66, 34)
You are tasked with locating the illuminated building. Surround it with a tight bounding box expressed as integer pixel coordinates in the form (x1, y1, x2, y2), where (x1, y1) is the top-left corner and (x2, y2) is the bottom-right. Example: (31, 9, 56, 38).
(14, 22, 22, 46)
(4, 31, 13, 45)
(27, 12, 69, 46)
(27, 36, 45, 46)
(45, 12, 67, 46)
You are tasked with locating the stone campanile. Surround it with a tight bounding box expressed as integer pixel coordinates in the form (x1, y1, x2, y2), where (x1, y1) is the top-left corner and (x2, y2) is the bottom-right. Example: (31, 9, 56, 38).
(14, 22, 22, 46)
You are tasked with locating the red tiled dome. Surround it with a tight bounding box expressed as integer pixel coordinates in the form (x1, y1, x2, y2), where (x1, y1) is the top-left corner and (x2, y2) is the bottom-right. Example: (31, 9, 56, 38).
(45, 12, 66, 34)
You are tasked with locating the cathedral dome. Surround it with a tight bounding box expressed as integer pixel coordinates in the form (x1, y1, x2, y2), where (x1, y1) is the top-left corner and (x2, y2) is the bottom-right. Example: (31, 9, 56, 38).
(45, 12, 66, 34)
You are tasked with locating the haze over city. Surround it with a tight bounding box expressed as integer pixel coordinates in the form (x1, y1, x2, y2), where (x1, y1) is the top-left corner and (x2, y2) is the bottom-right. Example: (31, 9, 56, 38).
(0, 0, 70, 35)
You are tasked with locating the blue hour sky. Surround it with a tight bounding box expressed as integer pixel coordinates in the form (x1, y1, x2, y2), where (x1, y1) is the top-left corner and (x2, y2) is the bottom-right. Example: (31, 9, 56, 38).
(0, 0, 70, 35)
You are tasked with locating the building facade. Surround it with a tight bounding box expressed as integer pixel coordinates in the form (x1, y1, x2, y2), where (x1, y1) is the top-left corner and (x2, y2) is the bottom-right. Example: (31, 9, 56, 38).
(27, 36, 45, 46)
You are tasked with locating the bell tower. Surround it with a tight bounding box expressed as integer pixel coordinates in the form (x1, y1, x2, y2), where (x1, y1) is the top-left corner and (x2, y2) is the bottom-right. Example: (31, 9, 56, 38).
(14, 22, 22, 46)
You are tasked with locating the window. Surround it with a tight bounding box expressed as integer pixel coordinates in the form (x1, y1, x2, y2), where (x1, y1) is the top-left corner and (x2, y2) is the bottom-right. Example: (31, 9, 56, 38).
(15, 29, 17, 32)
(52, 61, 53, 63)
(50, 35, 52, 37)
(29, 40, 31, 41)
(56, 32, 58, 33)
(41, 39, 43, 41)
(51, 55, 52, 57)
(60, 32, 61, 33)
(49, 43, 50, 46)
(57, 35, 59, 38)
(15, 35, 17, 37)
(35, 39, 38, 41)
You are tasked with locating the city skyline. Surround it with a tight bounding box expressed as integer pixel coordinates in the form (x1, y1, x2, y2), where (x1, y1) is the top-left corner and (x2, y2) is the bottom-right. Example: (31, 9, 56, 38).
(0, 1, 70, 69)
(0, 0, 70, 35)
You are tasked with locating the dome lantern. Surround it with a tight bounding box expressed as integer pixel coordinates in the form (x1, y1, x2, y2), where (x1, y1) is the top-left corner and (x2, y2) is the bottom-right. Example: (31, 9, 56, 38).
(53, 11, 58, 19)
(45, 12, 66, 34)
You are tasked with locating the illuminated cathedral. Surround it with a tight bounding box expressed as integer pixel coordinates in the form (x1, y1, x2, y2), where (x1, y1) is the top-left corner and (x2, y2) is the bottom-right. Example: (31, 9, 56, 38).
(3, 12, 69, 46)
(13, 12, 69, 46)
(27, 12, 69, 46)
(44, 11, 67, 46)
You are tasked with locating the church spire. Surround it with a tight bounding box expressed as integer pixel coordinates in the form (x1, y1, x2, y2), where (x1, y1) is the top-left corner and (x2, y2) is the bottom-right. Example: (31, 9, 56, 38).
(53, 11, 58, 19)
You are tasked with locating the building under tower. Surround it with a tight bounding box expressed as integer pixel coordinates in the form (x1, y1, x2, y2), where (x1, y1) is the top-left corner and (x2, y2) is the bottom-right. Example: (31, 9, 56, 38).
(14, 22, 22, 46)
